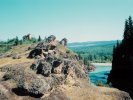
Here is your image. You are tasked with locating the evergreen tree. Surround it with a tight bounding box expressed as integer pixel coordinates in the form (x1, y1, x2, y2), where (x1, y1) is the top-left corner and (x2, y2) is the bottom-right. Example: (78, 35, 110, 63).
(78, 53, 82, 60)
(83, 57, 87, 65)
(14, 36, 19, 46)
(108, 16, 133, 98)
(116, 40, 119, 47)
(38, 35, 42, 42)
(123, 20, 129, 40)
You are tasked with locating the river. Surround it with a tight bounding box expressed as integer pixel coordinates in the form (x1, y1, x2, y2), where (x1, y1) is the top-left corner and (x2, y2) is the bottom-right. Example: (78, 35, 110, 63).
(88, 63, 112, 85)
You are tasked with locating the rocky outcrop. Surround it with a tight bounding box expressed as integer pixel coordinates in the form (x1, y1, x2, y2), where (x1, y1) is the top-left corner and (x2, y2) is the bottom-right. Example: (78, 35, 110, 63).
(47, 35, 56, 43)
(36, 61, 52, 77)
(0, 35, 88, 99)
(60, 38, 68, 46)
(23, 34, 32, 41)
(27, 36, 87, 96)
(0, 35, 132, 100)
(28, 36, 69, 59)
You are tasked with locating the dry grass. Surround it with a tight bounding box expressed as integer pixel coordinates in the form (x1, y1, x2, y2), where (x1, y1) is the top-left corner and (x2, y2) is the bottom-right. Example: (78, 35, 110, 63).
(8, 44, 30, 54)
(0, 44, 35, 67)
(0, 57, 34, 67)
(60, 79, 130, 100)
(57, 44, 67, 53)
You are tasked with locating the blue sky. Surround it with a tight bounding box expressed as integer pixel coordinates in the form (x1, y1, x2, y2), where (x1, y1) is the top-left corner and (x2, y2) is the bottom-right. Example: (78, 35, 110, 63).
(0, 0, 133, 42)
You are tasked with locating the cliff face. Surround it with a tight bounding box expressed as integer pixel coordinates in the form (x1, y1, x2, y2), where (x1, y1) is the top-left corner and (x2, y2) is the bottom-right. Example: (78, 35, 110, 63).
(0, 36, 131, 100)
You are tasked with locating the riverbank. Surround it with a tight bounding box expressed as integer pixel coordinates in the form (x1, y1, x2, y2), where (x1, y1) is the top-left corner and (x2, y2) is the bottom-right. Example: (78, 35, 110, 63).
(89, 62, 112, 84)
(91, 63, 112, 66)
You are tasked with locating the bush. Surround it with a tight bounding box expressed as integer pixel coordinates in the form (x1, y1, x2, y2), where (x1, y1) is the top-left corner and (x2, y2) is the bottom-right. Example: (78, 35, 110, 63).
(96, 80, 105, 86)
(66, 49, 71, 54)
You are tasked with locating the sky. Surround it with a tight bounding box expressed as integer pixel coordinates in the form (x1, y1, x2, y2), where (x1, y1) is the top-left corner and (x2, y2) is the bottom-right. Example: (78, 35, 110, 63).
(0, 0, 133, 43)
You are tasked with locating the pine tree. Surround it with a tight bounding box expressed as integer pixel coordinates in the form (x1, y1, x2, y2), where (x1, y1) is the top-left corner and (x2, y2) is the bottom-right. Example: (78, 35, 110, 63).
(14, 36, 19, 46)
(108, 16, 133, 97)
(38, 35, 42, 42)
(123, 20, 129, 41)
(78, 54, 82, 60)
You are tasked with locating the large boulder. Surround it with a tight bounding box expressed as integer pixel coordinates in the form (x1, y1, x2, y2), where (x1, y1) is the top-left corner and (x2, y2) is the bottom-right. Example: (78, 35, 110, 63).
(52, 59, 63, 74)
(47, 35, 56, 43)
(11, 69, 52, 97)
(37, 61, 52, 77)
(60, 38, 68, 46)
(27, 78, 51, 96)
(28, 39, 57, 58)
(28, 49, 43, 58)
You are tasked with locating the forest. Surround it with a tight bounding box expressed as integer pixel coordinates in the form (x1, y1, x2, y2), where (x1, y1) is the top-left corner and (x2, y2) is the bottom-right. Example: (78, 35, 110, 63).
(108, 16, 133, 98)
(68, 41, 117, 64)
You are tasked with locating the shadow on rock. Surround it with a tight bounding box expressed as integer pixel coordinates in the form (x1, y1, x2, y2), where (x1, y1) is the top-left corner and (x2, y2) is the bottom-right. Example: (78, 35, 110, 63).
(12, 88, 43, 98)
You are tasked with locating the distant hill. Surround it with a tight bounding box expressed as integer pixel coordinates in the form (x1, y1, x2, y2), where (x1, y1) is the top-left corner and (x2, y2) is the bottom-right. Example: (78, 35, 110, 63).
(68, 40, 117, 51)
(68, 40, 119, 63)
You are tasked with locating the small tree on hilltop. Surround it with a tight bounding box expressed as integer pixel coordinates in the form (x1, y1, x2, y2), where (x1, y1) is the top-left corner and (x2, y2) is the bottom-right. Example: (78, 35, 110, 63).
(14, 36, 19, 46)
(38, 35, 42, 42)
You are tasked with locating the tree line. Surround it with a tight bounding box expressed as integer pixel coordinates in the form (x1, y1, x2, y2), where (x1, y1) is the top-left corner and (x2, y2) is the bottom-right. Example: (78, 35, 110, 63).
(75, 46, 113, 64)
(108, 16, 133, 98)
(0, 35, 43, 53)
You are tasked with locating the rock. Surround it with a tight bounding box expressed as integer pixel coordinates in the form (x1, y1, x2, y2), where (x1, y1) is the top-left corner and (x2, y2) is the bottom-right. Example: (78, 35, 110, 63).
(60, 38, 68, 46)
(30, 60, 40, 70)
(37, 61, 52, 77)
(63, 61, 87, 78)
(51, 74, 66, 86)
(23, 34, 32, 41)
(28, 49, 43, 58)
(28, 42, 57, 58)
(45, 54, 55, 64)
(27, 78, 51, 96)
(35, 42, 49, 50)
(74, 65, 87, 78)
(52, 63, 63, 74)
(52, 59, 63, 74)
(12, 54, 21, 59)
(47, 35, 56, 43)
(11, 70, 52, 97)
(35, 55, 42, 59)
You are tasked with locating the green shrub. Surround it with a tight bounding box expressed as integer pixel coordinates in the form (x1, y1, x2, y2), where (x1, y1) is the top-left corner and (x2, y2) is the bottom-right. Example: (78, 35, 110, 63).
(96, 80, 105, 86)
(66, 49, 71, 54)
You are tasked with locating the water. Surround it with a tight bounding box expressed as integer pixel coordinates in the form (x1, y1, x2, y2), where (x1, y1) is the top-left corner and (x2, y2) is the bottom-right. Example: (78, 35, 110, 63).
(89, 64, 112, 85)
